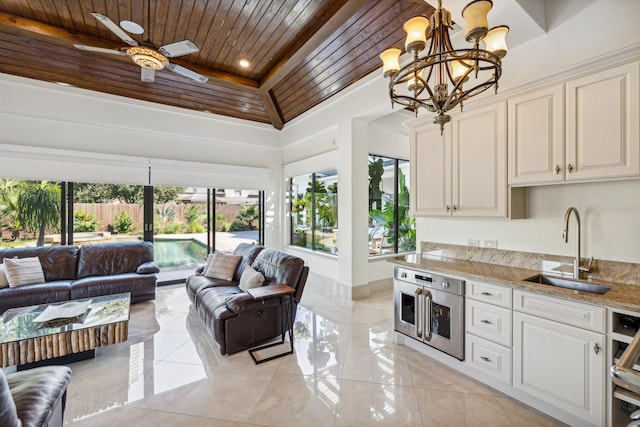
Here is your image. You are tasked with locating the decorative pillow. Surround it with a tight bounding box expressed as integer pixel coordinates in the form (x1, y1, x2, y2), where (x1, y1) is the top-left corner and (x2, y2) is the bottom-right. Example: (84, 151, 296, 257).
(203, 251, 242, 281)
(200, 253, 215, 275)
(239, 266, 265, 291)
(4, 257, 46, 287)
(0, 264, 8, 288)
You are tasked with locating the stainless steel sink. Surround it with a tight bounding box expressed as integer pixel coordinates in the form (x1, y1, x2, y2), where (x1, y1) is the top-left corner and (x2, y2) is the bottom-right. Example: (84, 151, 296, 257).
(523, 274, 612, 294)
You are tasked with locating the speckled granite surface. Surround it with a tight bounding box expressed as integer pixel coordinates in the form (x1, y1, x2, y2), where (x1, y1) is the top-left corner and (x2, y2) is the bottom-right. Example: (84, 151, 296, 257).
(390, 242, 640, 312)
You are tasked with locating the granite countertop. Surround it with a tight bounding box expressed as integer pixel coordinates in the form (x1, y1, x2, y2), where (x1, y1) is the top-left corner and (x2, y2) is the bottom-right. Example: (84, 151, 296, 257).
(393, 247, 640, 313)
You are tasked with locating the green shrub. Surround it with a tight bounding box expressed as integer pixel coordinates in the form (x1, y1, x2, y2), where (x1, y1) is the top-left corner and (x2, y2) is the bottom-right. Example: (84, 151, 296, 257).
(74, 210, 101, 232)
(161, 222, 184, 234)
(113, 210, 134, 234)
(228, 219, 250, 232)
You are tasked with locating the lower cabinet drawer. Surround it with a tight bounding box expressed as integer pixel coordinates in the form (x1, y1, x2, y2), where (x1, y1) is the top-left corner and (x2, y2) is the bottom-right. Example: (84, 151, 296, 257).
(466, 333, 512, 385)
(466, 299, 512, 347)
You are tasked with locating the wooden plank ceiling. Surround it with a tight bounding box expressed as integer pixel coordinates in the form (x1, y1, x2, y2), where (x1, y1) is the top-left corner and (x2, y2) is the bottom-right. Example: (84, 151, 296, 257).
(0, 0, 433, 129)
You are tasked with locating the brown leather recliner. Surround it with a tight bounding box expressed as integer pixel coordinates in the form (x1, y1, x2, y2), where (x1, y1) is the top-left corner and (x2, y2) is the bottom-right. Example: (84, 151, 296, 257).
(187, 245, 309, 355)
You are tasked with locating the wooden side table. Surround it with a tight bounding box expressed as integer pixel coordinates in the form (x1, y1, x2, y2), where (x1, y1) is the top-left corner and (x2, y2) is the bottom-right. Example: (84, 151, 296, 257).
(247, 284, 295, 364)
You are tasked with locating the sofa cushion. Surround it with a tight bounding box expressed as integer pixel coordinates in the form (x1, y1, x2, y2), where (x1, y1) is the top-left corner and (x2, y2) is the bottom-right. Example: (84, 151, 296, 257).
(0, 369, 20, 427)
(0, 264, 9, 288)
(0, 281, 72, 314)
(70, 273, 156, 303)
(0, 245, 79, 282)
(8, 365, 72, 427)
(77, 241, 154, 279)
(4, 257, 46, 287)
(230, 243, 264, 282)
(203, 252, 241, 281)
(251, 248, 304, 289)
(239, 266, 265, 291)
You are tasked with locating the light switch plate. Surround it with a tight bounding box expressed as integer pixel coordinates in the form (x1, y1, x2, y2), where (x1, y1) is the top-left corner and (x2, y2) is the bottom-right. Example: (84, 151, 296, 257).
(467, 239, 480, 247)
(484, 240, 498, 249)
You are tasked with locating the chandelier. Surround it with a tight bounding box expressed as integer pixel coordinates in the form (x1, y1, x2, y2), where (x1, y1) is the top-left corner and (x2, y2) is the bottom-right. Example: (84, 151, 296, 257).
(380, 0, 509, 134)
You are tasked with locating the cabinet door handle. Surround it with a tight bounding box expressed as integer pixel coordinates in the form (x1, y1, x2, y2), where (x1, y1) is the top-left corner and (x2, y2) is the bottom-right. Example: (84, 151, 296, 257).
(594, 343, 601, 355)
(555, 165, 561, 174)
(481, 356, 491, 362)
(446, 205, 450, 212)
(568, 163, 574, 173)
(480, 319, 492, 324)
(452, 205, 458, 212)
(480, 292, 493, 296)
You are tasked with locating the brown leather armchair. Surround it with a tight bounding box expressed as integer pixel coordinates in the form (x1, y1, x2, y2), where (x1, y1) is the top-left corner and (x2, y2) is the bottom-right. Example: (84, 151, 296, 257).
(188, 247, 309, 355)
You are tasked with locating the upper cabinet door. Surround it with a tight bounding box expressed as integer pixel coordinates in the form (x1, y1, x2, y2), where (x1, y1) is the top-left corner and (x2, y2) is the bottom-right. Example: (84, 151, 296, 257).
(410, 122, 451, 216)
(453, 101, 508, 217)
(508, 85, 565, 186)
(566, 62, 640, 181)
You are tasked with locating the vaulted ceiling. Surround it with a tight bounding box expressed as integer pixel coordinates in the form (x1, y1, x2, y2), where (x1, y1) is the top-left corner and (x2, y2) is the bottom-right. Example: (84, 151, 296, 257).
(0, 0, 434, 129)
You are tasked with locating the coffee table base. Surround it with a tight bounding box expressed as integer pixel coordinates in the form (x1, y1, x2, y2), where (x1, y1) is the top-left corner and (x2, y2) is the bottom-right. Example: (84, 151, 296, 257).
(17, 349, 96, 371)
(1, 320, 128, 369)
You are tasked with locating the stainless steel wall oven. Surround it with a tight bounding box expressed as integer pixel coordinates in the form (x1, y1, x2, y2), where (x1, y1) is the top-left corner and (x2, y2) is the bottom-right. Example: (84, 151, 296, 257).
(394, 266, 465, 360)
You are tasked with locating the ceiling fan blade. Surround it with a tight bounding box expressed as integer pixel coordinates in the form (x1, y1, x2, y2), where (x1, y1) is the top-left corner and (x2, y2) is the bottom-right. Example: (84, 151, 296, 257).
(141, 68, 155, 82)
(74, 44, 127, 56)
(158, 40, 199, 58)
(167, 63, 208, 83)
(91, 13, 138, 47)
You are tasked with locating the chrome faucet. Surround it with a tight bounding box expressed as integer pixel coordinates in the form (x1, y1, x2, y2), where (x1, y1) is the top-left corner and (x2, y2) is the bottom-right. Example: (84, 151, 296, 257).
(562, 207, 592, 279)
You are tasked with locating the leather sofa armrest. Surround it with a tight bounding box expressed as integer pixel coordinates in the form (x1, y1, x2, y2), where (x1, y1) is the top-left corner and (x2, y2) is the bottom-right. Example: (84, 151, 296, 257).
(136, 261, 160, 274)
(225, 292, 281, 314)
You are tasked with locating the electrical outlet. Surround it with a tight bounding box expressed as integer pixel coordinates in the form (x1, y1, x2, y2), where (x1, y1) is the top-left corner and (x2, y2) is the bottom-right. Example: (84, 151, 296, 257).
(467, 239, 480, 247)
(484, 240, 498, 249)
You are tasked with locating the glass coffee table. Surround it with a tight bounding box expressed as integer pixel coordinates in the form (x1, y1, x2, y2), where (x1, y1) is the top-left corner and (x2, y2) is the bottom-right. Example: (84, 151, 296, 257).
(0, 293, 130, 370)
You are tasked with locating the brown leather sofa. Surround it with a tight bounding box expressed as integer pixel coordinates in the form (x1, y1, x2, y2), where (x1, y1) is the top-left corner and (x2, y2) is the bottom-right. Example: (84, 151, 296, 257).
(0, 365, 72, 427)
(0, 241, 158, 313)
(186, 243, 309, 355)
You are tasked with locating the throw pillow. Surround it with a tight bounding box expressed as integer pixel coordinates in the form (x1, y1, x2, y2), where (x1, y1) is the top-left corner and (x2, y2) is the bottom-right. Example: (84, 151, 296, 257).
(203, 251, 242, 281)
(0, 264, 8, 288)
(200, 253, 215, 275)
(239, 266, 265, 291)
(4, 257, 46, 287)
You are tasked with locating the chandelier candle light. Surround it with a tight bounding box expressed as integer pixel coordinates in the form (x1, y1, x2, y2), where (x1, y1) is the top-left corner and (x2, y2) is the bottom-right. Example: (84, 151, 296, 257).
(380, 0, 509, 134)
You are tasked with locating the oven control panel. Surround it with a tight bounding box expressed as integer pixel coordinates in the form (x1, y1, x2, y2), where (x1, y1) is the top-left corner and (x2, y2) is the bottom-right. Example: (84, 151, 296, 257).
(395, 267, 464, 296)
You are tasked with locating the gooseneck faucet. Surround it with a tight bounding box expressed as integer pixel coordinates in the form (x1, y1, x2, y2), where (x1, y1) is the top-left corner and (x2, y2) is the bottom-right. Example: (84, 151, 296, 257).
(563, 207, 592, 279)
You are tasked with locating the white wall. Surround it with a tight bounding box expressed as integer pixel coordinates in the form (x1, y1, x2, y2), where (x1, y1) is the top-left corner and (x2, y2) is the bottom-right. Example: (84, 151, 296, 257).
(417, 179, 640, 263)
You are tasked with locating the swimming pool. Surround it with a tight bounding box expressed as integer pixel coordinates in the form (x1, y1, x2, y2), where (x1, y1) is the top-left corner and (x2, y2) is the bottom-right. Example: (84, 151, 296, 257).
(153, 238, 208, 269)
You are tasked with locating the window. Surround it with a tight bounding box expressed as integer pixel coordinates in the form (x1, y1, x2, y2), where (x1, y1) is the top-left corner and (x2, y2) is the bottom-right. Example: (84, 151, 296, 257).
(289, 169, 338, 254)
(368, 155, 415, 256)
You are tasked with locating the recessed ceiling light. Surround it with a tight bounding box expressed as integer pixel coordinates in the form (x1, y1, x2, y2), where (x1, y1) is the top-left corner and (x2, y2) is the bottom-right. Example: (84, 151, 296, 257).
(239, 58, 250, 68)
(120, 20, 144, 35)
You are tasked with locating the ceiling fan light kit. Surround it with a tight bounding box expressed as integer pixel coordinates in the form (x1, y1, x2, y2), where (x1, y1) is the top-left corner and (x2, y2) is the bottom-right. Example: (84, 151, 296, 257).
(127, 47, 169, 70)
(380, 0, 509, 134)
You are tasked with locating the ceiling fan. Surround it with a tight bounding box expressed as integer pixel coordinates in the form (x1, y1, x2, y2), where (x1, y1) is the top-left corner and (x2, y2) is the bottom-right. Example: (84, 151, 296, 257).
(74, 13, 208, 84)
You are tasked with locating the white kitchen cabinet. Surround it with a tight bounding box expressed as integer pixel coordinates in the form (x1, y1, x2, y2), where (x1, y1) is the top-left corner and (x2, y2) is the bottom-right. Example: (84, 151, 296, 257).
(566, 62, 640, 181)
(410, 102, 523, 217)
(508, 84, 565, 185)
(507, 62, 640, 186)
(410, 121, 451, 216)
(513, 297, 606, 426)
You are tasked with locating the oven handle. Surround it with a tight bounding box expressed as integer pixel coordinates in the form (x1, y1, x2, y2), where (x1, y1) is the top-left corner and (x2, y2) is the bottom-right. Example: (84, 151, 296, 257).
(415, 288, 423, 338)
(423, 290, 432, 341)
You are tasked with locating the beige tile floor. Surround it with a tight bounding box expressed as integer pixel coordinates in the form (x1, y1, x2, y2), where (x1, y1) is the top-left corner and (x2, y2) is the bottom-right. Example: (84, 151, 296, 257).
(63, 273, 567, 426)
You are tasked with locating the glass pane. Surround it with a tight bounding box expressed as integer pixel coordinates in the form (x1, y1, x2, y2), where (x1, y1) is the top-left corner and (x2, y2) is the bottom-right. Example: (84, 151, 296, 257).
(401, 292, 416, 326)
(368, 156, 395, 256)
(397, 160, 416, 253)
(153, 186, 206, 271)
(73, 182, 144, 246)
(214, 189, 260, 252)
(291, 175, 312, 249)
(431, 302, 451, 339)
(313, 169, 338, 254)
(0, 179, 61, 248)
